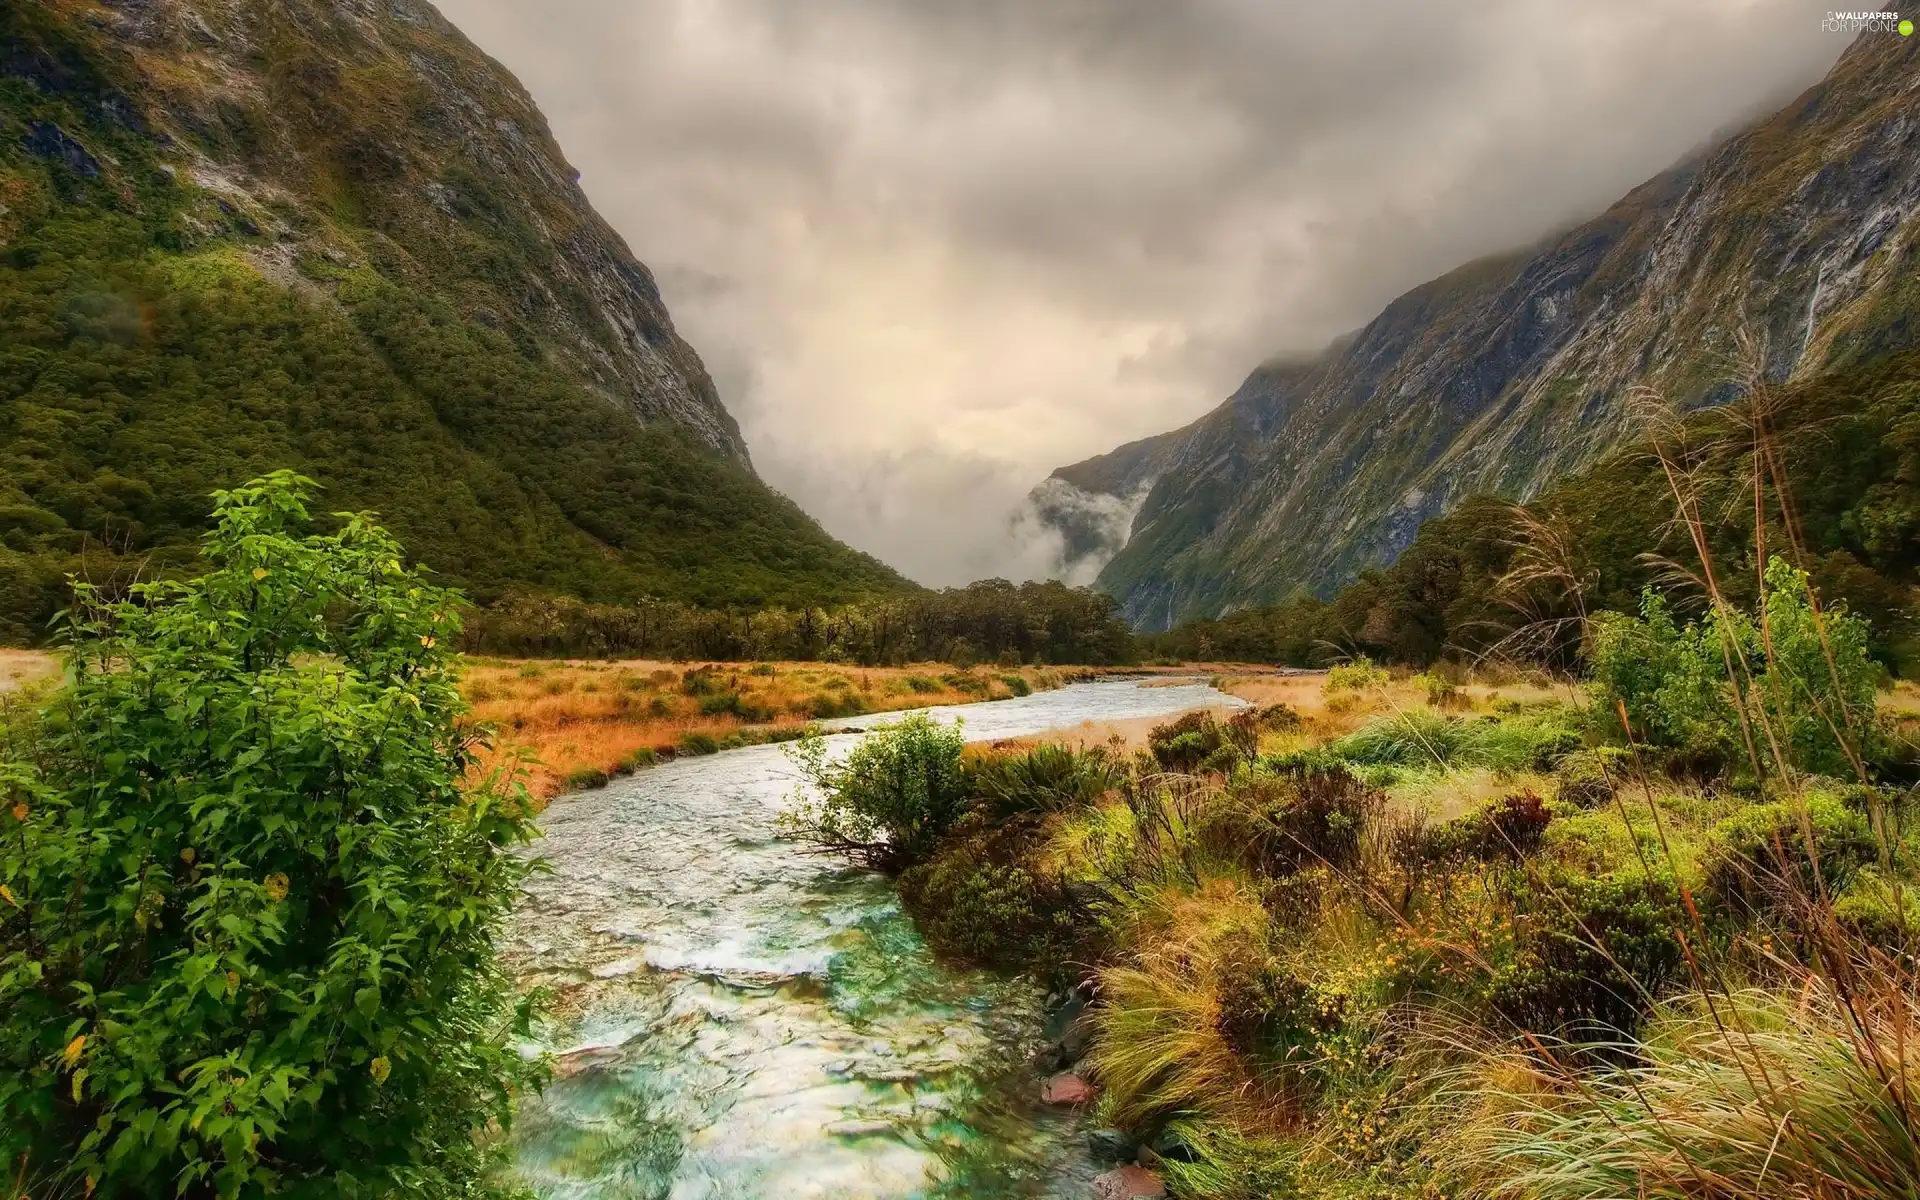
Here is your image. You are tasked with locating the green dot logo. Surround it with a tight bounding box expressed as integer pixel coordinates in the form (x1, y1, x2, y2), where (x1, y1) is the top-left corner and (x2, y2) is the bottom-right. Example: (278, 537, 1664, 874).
(1904, 18, 1916, 35)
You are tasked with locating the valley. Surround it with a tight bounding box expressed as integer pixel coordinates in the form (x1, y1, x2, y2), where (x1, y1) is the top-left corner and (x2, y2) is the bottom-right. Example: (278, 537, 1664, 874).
(4, 4, 1920, 1200)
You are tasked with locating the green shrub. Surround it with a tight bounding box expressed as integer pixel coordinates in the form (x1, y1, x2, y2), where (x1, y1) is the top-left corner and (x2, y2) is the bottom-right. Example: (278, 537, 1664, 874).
(1214, 764, 1382, 876)
(1426, 791, 1555, 863)
(1492, 870, 1686, 1035)
(997, 673, 1034, 697)
(1554, 746, 1630, 809)
(968, 744, 1117, 817)
(903, 674, 944, 694)
(1148, 711, 1251, 772)
(1832, 869, 1920, 945)
(563, 766, 612, 791)
(1699, 795, 1878, 922)
(678, 731, 720, 756)
(1323, 657, 1389, 694)
(805, 691, 867, 719)
(1589, 561, 1881, 778)
(616, 748, 658, 774)
(781, 713, 973, 871)
(1412, 671, 1459, 708)
(0, 473, 543, 1197)
(942, 671, 990, 697)
(899, 848, 1064, 967)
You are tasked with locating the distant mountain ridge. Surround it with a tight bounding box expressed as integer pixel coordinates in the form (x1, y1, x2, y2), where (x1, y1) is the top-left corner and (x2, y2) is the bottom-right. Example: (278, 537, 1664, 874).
(0, 0, 908, 639)
(1032, 28, 1920, 631)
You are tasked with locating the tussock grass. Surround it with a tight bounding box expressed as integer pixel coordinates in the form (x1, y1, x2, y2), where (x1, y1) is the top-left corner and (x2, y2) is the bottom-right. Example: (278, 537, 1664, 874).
(1440, 975, 1920, 1199)
(459, 657, 1073, 801)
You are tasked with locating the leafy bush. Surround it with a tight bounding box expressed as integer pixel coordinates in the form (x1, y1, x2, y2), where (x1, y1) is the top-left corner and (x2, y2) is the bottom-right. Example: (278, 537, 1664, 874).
(564, 766, 612, 791)
(1148, 711, 1252, 773)
(1427, 791, 1554, 861)
(1699, 794, 1878, 922)
(1323, 657, 1390, 695)
(781, 714, 972, 871)
(1590, 561, 1881, 778)
(0, 473, 543, 1197)
(997, 673, 1034, 697)
(1492, 870, 1686, 1035)
(1553, 747, 1629, 809)
(896, 822, 1082, 970)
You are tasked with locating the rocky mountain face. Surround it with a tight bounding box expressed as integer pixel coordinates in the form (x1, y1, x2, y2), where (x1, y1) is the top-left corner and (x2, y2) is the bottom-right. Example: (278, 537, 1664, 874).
(1, 0, 908, 629)
(1035, 29, 1920, 631)
(25, 0, 746, 460)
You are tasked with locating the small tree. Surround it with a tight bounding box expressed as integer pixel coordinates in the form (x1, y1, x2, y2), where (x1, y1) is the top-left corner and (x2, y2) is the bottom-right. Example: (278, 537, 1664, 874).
(780, 713, 971, 871)
(1589, 558, 1880, 778)
(0, 472, 543, 1198)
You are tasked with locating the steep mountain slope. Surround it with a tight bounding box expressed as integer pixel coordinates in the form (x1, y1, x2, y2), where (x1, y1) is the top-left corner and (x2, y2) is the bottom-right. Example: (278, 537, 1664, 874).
(1037, 29, 1920, 631)
(0, 0, 907, 639)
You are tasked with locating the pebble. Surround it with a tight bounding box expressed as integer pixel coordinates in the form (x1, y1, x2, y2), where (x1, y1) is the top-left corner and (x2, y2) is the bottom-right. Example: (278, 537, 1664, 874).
(1041, 1071, 1096, 1105)
(1087, 1127, 1137, 1164)
(1092, 1165, 1166, 1200)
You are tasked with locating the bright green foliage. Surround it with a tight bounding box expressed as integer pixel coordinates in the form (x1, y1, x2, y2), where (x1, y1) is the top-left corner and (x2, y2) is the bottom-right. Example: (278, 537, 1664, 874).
(0, 473, 544, 1197)
(1588, 591, 1750, 764)
(1330, 707, 1580, 774)
(1699, 794, 1878, 920)
(1323, 658, 1389, 694)
(967, 743, 1118, 818)
(1589, 559, 1881, 777)
(781, 713, 972, 871)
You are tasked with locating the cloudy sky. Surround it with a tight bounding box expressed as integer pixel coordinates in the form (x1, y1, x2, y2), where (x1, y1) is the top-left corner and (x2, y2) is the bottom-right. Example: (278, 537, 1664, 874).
(433, 0, 1845, 586)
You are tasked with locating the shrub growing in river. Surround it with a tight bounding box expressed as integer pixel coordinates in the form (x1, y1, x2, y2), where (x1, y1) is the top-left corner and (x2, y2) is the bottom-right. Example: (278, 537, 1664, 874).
(782, 713, 972, 871)
(0, 473, 543, 1198)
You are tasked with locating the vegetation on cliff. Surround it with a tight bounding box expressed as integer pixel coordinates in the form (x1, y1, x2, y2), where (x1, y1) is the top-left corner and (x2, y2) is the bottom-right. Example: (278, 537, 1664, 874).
(1149, 347, 1920, 678)
(0, 1, 907, 646)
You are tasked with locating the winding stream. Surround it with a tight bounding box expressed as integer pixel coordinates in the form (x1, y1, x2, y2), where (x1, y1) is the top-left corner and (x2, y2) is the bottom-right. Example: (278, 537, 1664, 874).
(506, 677, 1244, 1199)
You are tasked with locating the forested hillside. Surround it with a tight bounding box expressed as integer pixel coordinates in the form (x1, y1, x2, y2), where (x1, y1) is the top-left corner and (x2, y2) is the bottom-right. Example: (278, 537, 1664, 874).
(1151, 347, 1920, 675)
(0, 0, 907, 643)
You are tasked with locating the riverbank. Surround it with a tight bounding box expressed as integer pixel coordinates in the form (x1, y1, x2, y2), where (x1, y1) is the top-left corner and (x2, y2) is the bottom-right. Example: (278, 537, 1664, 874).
(465, 658, 1298, 801)
(806, 663, 1920, 1199)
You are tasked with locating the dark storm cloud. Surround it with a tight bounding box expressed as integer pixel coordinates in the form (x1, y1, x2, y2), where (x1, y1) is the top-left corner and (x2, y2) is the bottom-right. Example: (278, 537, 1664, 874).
(432, 0, 1845, 584)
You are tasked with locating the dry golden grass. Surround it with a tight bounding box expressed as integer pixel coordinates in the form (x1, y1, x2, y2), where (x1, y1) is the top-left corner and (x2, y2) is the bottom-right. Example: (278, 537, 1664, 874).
(461, 657, 1107, 802)
(0, 648, 57, 694)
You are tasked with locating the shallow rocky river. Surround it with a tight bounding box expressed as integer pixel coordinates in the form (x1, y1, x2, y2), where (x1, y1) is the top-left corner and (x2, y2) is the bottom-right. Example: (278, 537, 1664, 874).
(505, 678, 1243, 1198)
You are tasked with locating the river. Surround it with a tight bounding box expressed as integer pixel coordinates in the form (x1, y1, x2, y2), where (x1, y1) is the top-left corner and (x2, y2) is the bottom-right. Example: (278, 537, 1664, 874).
(506, 677, 1244, 1199)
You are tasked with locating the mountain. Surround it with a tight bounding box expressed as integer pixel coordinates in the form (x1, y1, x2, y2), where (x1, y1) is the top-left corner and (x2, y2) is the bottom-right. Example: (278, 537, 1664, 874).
(0, 0, 908, 642)
(1033, 29, 1920, 631)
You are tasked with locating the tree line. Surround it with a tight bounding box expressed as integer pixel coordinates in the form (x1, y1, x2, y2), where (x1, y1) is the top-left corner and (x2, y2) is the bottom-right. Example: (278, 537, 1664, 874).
(460, 576, 1140, 666)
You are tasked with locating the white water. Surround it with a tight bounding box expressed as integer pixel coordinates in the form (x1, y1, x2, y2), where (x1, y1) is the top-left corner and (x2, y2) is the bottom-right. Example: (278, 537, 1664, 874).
(507, 678, 1243, 1199)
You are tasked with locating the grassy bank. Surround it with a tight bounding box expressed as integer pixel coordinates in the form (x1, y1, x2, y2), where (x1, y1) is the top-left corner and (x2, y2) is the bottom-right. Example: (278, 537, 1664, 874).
(786, 622, 1920, 1197)
(464, 658, 1112, 801)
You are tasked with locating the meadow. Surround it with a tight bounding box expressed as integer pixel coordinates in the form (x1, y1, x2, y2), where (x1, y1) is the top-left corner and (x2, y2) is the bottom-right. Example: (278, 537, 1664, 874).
(461, 657, 1092, 801)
